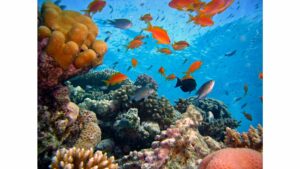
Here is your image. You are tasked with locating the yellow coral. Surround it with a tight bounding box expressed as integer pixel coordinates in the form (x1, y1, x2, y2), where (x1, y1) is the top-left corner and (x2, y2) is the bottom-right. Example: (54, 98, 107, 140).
(50, 147, 118, 169)
(38, 26, 51, 40)
(74, 122, 101, 149)
(39, 2, 107, 70)
(74, 49, 97, 69)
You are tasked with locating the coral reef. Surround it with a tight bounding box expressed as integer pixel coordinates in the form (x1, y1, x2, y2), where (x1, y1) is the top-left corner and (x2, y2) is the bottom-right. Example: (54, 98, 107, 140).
(174, 97, 241, 141)
(38, 2, 107, 90)
(199, 148, 262, 169)
(117, 105, 225, 169)
(38, 2, 107, 168)
(50, 147, 118, 169)
(224, 124, 263, 152)
(134, 74, 158, 90)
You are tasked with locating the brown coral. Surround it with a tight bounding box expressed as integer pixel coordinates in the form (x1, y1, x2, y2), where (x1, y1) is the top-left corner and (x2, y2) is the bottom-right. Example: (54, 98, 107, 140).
(50, 147, 118, 169)
(224, 124, 263, 152)
(75, 122, 102, 149)
(39, 2, 106, 70)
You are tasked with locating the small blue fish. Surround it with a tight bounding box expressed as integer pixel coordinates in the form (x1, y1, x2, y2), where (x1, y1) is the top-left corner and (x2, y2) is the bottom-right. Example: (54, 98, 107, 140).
(106, 19, 132, 29)
(225, 50, 237, 57)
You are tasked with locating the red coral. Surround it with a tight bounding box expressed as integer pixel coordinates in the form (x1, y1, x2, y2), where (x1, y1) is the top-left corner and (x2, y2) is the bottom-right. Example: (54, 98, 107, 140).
(199, 148, 262, 169)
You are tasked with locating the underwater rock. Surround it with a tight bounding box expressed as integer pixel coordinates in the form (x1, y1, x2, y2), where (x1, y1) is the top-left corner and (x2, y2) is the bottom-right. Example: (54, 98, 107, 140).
(50, 147, 118, 169)
(199, 148, 262, 169)
(117, 105, 225, 169)
(134, 74, 158, 91)
(224, 124, 263, 152)
(96, 138, 116, 155)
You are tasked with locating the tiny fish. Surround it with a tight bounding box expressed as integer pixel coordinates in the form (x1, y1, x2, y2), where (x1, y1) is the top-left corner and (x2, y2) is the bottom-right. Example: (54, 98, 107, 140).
(147, 65, 153, 70)
(107, 19, 132, 29)
(127, 66, 132, 71)
(234, 96, 243, 102)
(185, 61, 202, 75)
(188, 13, 214, 27)
(225, 90, 229, 96)
(242, 112, 253, 121)
(109, 5, 113, 14)
(104, 36, 111, 42)
(158, 48, 172, 55)
(140, 3, 144, 6)
(140, 13, 153, 23)
(259, 72, 263, 79)
(182, 58, 188, 64)
(260, 96, 263, 102)
(241, 103, 247, 109)
(244, 84, 248, 96)
(81, 0, 106, 17)
(127, 39, 143, 50)
(225, 50, 237, 56)
(172, 41, 190, 51)
(131, 58, 138, 68)
(166, 74, 177, 80)
(131, 86, 155, 102)
(158, 66, 166, 77)
(196, 80, 215, 99)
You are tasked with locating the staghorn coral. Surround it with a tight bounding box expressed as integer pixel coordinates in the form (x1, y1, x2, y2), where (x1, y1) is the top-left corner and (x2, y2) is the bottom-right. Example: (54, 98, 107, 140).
(134, 74, 158, 91)
(117, 105, 225, 169)
(199, 148, 262, 169)
(38, 2, 107, 90)
(50, 147, 118, 169)
(224, 124, 263, 152)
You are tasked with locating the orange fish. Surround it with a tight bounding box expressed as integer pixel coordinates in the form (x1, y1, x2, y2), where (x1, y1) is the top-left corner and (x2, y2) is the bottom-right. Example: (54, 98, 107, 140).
(127, 39, 143, 50)
(140, 13, 153, 23)
(200, 0, 234, 16)
(134, 35, 145, 40)
(182, 74, 194, 80)
(166, 74, 177, 80)
(103, 72, 127, 86)
(158, 66, 166, 77)
(82, 0, 106, 17)
(169, 0, 204, 11)
(185, 61, 202, 74)
(172, 41, 190, 50)
(131, 58, 138, 67)
(145, 22, 171, 44)
(188, 13, 214, 27)
(158, 48, 172, 55)
(259, 72, 263, 79)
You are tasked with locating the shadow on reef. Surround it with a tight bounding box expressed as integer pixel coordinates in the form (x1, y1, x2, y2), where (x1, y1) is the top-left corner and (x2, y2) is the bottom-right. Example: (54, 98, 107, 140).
(67, 71, 181, 158)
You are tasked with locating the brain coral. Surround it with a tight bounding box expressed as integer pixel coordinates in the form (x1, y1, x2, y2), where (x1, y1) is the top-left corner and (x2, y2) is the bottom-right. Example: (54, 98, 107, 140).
(199, 148, 262, 169)
(39, 2, 107, 69)
(50, 147, 118, 169)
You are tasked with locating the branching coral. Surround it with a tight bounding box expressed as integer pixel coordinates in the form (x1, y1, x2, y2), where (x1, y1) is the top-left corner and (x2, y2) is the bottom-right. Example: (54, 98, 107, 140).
(224, 124, 263, 152)
(199, 148, 262, 169)
(117, 105, 225, 169)
(50, 147, 118, 169)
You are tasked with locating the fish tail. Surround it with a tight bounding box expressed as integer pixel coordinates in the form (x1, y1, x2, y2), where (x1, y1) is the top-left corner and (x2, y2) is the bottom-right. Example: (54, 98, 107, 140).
(144, 22, 152, 31)
(103, 80, 110, 86)
(175, 77, 182, 87)
(187, 14, 193, 23)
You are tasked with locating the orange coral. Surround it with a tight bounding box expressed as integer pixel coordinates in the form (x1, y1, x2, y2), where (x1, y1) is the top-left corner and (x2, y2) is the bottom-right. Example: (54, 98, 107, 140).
(199, 148, 262, 169)
(39, 2, 107, 70)
(224, 124, 263, 152)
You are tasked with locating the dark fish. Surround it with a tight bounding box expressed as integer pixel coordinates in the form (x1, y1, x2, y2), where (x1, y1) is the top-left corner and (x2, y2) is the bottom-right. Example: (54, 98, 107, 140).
(140, 3, 144, 6)
(107, 19, 132, 29)
(104, 36, 110, 42)
(244, 84, 248, 96)
(147, 65, 153, 70)
(105, 31, 112, 34)
(155, 16, 160, 21)
(243, 112, 253, 121)
(175, 77, 197, 93)
(109, 5, 113, 14)
(196, 80, 215, 99)
(117, 49, 121, 52)
(59, 5, 66, 10)
(234, 96, 243, 102)
(225, 90, 229, 96)
(160, 16, 165, 21)
(241, 103, 247, 109)
(131, 86, 155, 102)
(54, 0, 62, 5)
(225, 50, 237, 56)
(113, 61, 119, 65)
(127, 66, 132, 71)
(182, 58, 188, 64)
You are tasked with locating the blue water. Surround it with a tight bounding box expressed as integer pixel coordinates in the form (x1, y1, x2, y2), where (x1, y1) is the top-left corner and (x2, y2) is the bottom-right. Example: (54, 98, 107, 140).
(38, 0, 263, 132)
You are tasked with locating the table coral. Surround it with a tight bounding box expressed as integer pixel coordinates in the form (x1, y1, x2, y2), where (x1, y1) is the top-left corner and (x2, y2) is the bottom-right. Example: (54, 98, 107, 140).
(199, 148, 262, 169)
(224, 124, 263, 152)
(50, 147, 118, 169)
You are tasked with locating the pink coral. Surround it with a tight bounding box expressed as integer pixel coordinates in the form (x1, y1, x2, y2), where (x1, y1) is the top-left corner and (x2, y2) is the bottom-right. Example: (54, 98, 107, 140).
(199, 148, 262, 169)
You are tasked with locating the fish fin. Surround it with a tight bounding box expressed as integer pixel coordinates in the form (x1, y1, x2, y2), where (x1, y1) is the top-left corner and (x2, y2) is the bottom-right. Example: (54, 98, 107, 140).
(175, 77, 182, 87)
